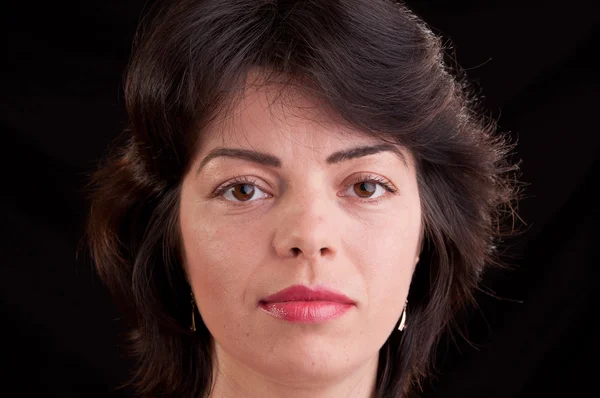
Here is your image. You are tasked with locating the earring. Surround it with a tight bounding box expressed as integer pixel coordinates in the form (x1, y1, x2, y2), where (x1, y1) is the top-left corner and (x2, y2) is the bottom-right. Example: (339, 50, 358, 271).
(398, 300, 408, 331)
(190, 291, 197, 333)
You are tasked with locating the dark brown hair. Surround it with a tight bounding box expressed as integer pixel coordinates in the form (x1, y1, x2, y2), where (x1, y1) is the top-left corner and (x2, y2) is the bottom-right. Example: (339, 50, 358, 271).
(85, 0, 521, 397)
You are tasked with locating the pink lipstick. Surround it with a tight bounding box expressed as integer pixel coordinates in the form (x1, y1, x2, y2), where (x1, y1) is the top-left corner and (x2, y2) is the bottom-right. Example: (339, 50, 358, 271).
(259, 285, 355, 323)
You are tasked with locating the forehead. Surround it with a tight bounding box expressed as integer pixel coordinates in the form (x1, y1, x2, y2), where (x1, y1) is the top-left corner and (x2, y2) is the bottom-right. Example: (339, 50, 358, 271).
(201, 71, 388, 154)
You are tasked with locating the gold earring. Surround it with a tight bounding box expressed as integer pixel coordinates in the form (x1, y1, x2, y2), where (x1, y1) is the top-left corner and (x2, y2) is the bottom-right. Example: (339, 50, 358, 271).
(398, 300, 408, 331)
(190, 291, 197, 333)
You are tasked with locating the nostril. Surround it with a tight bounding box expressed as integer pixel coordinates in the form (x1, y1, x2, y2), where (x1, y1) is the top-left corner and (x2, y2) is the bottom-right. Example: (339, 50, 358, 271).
(320, 247, 334, 257)
(287, 247, 332, 257)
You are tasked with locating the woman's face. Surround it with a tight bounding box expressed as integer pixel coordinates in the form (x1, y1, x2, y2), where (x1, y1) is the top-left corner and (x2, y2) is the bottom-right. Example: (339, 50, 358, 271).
(179, 73, 422, 385)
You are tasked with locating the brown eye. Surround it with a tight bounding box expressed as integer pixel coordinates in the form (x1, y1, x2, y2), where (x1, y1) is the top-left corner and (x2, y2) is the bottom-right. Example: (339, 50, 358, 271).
(230, 184, 255, 201)
(353, 181, 377, 198)
(219, 179, 271, 203)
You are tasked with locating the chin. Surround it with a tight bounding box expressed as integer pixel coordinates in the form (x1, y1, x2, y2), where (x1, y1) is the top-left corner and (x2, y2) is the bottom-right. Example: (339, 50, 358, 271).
(252, 335, 369, 382)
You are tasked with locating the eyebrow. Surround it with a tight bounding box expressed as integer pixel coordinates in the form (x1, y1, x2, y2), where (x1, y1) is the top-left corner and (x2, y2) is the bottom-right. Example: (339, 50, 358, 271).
(197, 143, 407, 174)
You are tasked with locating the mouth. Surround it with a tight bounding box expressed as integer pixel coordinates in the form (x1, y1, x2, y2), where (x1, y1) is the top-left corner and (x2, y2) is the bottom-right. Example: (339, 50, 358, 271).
(259, 285, 356, 324)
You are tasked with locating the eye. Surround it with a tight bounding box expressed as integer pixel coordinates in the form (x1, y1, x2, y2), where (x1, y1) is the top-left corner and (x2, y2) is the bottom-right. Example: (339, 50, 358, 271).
(345, 181, 387, 199)
(342, 174, 397, 200)
(221, 183, 270, 202)
(214, 177, 270, 202)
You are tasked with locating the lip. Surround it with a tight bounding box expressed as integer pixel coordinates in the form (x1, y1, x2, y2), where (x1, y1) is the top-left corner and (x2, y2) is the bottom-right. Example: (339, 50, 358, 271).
(259, 285, 355, 324)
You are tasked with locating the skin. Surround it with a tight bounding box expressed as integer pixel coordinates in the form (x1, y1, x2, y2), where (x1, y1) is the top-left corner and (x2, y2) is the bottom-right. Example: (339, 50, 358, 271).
(179, 70, 422, 398)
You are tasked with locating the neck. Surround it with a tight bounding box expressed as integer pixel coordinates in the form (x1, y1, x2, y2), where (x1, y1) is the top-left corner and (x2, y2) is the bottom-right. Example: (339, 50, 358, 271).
(208, 343, 378, 398)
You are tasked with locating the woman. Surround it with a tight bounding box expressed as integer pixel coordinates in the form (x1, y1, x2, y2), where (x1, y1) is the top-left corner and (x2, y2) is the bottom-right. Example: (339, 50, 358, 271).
(86, 0, 520, 397)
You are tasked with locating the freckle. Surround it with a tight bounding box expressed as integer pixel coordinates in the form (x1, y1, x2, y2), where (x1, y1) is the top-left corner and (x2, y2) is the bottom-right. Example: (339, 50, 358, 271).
(246, 332, 250, 337)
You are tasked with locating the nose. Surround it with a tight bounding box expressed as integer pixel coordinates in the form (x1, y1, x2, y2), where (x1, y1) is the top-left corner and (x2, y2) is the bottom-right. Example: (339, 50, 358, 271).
(272, 189, 338, 260)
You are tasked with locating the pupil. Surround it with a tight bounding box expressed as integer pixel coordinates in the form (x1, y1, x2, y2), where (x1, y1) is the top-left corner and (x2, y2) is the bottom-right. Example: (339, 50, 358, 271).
(234, 184, 254, 200)
(356, 182, 376, 197)
(239, 185, 252, 195)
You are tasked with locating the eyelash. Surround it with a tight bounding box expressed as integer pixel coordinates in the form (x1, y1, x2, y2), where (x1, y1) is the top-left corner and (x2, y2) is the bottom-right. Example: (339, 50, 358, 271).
(211, 174, 398, 203)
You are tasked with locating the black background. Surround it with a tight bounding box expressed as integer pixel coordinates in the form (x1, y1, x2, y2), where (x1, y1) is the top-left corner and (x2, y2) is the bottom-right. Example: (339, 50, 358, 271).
(1, 1, 597, 397)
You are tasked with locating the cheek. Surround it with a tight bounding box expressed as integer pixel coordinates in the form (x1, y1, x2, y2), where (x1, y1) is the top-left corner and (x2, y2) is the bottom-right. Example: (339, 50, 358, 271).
(180, 207, 270, 320)
(356, 228, 417, 293)
(350, 205, 421, 326)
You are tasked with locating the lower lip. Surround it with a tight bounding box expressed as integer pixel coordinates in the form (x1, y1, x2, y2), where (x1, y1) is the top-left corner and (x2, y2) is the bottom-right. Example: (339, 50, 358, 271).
(259, 301, 353, 323)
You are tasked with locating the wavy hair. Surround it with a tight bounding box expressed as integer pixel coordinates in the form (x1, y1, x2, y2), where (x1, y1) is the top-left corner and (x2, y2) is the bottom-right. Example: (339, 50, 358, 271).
(85, 0, 521, 397)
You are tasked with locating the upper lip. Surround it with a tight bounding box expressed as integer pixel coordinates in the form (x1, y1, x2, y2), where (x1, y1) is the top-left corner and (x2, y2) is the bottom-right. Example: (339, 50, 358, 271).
(260, 285, 355, 304)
